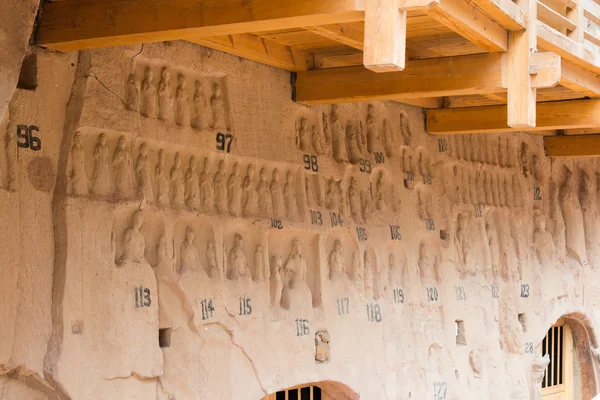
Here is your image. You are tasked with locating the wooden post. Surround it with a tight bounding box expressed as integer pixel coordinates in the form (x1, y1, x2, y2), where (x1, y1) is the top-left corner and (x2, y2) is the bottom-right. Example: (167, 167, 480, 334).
(507, 0, 537, 128)
(568, 0, 585, 42)
(363, 0, 407, 72)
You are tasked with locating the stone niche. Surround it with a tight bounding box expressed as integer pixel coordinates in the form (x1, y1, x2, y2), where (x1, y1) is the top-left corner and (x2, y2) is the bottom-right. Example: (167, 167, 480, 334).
(1, 40, 600, 400)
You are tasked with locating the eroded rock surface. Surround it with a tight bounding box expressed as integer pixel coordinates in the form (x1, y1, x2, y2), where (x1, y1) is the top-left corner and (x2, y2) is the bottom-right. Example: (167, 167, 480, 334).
(0, 42, 599, 399)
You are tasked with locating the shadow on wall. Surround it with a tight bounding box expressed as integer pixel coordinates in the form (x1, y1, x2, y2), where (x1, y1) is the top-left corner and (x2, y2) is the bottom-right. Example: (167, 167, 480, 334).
(262, 380, 360, 400)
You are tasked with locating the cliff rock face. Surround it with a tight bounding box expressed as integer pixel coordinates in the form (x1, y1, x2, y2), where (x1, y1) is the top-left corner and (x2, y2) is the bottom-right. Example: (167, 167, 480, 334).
(0, 42, 599, 400)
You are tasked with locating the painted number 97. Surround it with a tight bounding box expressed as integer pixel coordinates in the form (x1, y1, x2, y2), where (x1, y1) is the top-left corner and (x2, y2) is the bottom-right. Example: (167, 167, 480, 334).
(216, 132, 233, 153)
(17, 125, 41, 151)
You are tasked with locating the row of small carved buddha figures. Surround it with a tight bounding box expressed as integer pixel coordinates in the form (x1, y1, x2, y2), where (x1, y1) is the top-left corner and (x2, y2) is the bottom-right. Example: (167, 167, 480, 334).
(68, 131, 410, 223)
(443, 135, 536, 179)
(116, 212, 402, 304)
(124, 65, 229, 131)
(296, 105, 413, 164)
(68, 132, 310, 219)
(309, 171, 404, 225)
(442, 163, 530, 210)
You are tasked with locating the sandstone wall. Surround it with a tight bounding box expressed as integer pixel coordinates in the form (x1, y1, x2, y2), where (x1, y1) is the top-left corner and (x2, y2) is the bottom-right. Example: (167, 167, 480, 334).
(1, 42, 600, 400)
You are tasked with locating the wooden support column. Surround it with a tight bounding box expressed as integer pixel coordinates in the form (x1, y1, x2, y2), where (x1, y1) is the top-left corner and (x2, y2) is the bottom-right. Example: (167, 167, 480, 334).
(363, 0, 407, 72)
(507, 0, 537, 128)
(545, 134, 600, 157)
(567, 0, 585, 42)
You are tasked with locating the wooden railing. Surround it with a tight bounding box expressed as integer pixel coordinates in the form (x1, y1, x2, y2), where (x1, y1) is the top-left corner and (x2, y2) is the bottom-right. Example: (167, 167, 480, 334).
(536, 0, 600, 61)
(584, 0, 600, 58)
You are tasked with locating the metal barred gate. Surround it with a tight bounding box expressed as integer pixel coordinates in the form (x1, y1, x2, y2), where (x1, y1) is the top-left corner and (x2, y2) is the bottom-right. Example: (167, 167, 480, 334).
(541, 320, 574, 400)
(263, 385, 330, 400)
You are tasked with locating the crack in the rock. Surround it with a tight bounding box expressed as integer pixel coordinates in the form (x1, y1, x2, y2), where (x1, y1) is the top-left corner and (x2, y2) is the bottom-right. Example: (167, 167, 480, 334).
(204, 321, 267, 396)
(104, 372, 159, 381)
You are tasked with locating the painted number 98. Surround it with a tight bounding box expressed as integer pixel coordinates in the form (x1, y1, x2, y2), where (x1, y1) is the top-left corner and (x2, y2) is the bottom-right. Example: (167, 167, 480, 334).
(304, 155, 318, 172)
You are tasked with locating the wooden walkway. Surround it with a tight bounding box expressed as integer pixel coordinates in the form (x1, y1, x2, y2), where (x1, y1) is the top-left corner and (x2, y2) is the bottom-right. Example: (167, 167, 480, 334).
(36, 0, 600, 156)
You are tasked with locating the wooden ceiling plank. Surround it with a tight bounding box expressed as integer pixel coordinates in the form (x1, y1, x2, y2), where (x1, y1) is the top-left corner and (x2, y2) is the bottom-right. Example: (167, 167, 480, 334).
(545, 135, 600, 157)
(37, 0, 365, 52)
(305, 24, 364, 50)
(364, 0, 407, 72)
(407, 0, 509, 52)
(295, 53, 508, 104)
(468, 0, 526, 31)
(426, 98, 600, 134)
(192, 34, 313, 71)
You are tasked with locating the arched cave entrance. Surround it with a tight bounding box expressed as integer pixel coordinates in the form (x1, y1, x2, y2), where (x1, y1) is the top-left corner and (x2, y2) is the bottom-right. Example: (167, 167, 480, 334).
(540, 313, 599, 399)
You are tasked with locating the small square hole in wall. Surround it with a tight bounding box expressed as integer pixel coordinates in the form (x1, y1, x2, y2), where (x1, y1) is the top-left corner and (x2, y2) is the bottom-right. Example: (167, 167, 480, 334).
(456, 320, 466, 346)
(518, 313, 527, 332)
(440, 230, 448, 240)
(17, 53, 38, 91)
(159, 328, 172, 348)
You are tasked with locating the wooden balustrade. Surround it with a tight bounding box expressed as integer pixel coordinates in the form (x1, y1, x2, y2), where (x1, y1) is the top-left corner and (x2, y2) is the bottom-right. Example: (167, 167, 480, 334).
(536, 0, 600, 53)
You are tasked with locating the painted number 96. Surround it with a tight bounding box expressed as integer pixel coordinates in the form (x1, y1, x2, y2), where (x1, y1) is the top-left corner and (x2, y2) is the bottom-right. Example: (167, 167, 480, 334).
(17, 125, 41, 151)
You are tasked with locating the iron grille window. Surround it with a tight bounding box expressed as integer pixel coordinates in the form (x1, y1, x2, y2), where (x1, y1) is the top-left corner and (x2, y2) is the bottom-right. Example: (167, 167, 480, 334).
(274, 386, 322, 400)
(541, 324, 565, 388)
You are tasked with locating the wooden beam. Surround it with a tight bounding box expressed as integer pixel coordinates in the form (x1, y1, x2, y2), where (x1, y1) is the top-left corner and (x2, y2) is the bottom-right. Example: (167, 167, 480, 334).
(468, 0, 526, 31)
(560, 59, 600, 96)
(295, 53, 508, 104)
(305, 24, 364, 50)
(313, 49, 363, 68)
(545, 134, 600, 157)
(408, 0, 508, 52)
(427, 99, 600, 134)
(192, 34, 313, 71)
(363, 0, 407, 72)
(530, 52, 562, 88)
(397, 98, 446, 108)
(37, 0, 365, 52)
(507, 0, 537, 128)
